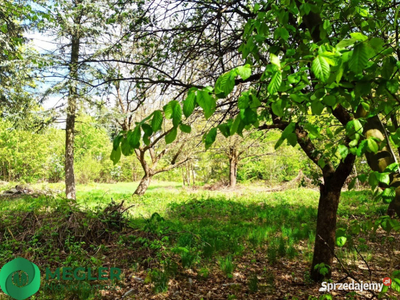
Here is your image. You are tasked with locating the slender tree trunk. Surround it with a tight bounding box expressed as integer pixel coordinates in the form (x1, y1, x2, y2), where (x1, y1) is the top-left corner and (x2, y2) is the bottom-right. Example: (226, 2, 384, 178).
(65, 33, 80, 200)
(134, 174, 152, 196)
(186, 162, 190, 185)
(182, 167, 186, 186)
(191, 163, 195, 185)
(229, 148, 238, 188)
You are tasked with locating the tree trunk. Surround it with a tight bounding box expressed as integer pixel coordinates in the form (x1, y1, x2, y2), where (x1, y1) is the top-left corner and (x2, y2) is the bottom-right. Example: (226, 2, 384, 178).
(310, 151, 355, 281)
(134, 174, 151, 196)
(182, 167, 186, 186)
(229, 147, 238, 188)
(310, 183, 341, 281)
(191, 163, 195, 185)
(65, 33, 80, 200)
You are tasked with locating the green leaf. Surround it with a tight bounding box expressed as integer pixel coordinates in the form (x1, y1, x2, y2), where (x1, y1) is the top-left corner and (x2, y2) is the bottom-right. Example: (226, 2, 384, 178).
(338, 144, 349, 159)
(271, 99, 284, 117)
(323, 95, 336, 106)
(349, 42, 369, 74)
(384, 163, 399, 173)
(241, 107, 258, 125)
(350, 32, 368, 41)
(376, 172, 390, 185)
(275, 27, 289, 41)
(312, 55, 330, 82)
(282, 122, 296, 138)
(236, 64, 251, 80)
(349, 139, 358, 147)
(387, 79, 399, 94)
(382, 57, 396, 80)
(142, 123, 153, 136)
(336, 64, 344, 83)
(355, 7, 369, 17)
(113, 135, 123, 151)
(336, 38, 356, 49)
(196, 90, 216, 119)
(274, 137, 285, 149)
(183, 91, 196, 118)
(290, 94, 303, 103)
(151, 110, 163, 132)
(368, 172, 379, 189)
(392, 278, 400, 292)
(318, 158, 326, 169)
(382, 188, 396, 204)
(250, 94, 261, 108)
(323, 19, 330, 30)
(179, 123, 191, 133)
(305, 123, 320, 137)
(268, 71, 282, 95)
(128, 126, 141, 148)
(204, 128, 217, 150)
(270, 53, 281, 68)
(346, 119, 363, 140)
(172, 102, 182, 127)
(320, 52, 340, 66)
(369, 38, 385, 53)
(311, 101, 324, 115)
(110, 146, 121, 165)
(163, 102, 174, 119)
(238, 93, 249, 109)
(121, 138, 133, 156)
(218, 124, 230, 138)
(165, 127, 178, 144)
(215, 71, 235, 98)
(366, 138, 379, 153)
(287, 132, 297, 147)
(348, 178, 356, 190)
(230, 115, 241, 135)
(336, 236, 347, 247)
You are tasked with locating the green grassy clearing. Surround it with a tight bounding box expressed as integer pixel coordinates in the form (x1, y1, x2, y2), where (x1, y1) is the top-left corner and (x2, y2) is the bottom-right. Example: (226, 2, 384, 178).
(0, 185, 396, 299)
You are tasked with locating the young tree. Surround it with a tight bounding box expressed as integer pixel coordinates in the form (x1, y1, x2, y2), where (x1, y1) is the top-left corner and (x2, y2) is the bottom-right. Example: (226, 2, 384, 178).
(212, 131, 272, 188)
(0, 1, 38, 120)
(36, 0, 116, 199)
(105, 74, 196, 195)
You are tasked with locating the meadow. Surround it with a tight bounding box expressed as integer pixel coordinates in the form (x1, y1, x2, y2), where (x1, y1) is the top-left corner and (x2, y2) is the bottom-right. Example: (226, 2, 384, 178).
(0, 182, 397, 299)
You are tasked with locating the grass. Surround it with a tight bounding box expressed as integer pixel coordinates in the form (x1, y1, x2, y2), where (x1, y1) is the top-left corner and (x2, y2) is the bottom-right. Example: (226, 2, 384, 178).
(0, 183, 398, 299)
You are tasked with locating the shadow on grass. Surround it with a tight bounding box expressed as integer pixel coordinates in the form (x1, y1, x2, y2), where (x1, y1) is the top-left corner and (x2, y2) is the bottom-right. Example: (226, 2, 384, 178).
(142, 197, 319, 261)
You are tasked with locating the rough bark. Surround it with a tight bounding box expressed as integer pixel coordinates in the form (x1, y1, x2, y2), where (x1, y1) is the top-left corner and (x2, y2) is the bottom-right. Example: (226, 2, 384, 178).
(65, 30, 80, 200)
(310, 183, 341, 281)
(228, 147, 238, 188)
(134, 174, 152, 196)
(310, 153, 355, 281)
(270, 108, 356, 281)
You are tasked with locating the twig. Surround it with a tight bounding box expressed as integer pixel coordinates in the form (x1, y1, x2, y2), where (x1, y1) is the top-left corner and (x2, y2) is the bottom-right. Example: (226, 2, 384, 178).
(354, 245, 373, 282)
(317, 234, 378, 299)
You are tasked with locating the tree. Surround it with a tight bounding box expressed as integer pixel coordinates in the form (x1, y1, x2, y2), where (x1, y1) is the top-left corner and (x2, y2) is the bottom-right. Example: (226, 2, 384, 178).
(36, 0, 116, 200)
(211, 131, 272, 188)
(105, 75, 196, 195)
(110, 0, 400, 282)
(0, 1, 38, 121)
(110, 109, 195, 195)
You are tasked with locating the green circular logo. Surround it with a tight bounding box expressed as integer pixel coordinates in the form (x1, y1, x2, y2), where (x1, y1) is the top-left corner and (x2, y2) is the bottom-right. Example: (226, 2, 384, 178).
(0, 257, 41, 300)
